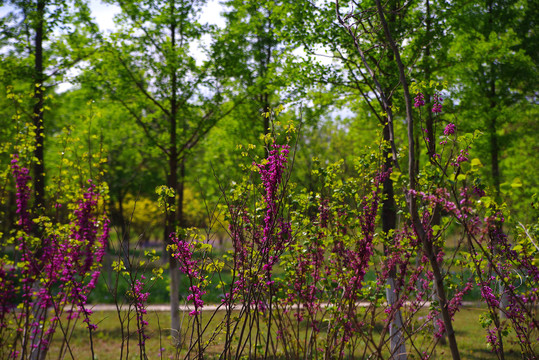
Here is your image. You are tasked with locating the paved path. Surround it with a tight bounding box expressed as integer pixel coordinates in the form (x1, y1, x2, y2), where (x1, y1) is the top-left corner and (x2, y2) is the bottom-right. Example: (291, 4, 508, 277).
(89, 301, 481, 313)
(90, 303, 225, 312)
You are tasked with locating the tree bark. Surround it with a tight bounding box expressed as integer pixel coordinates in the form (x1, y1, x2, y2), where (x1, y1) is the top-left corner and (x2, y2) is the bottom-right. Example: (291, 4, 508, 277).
(335, 5, 407, 356)
(373, 1, 461, 358)
(29, 3, 46, 359)
(423, 0, 447, 345)
(383, 123, 407, 360)
(32, 0, 46, 212)
(167, 152, 180, 341)
(166, 0, 183, 341)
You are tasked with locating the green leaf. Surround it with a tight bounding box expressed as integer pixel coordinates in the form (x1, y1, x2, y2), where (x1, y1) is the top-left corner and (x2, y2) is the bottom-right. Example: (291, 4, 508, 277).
(511, 178, 522, 188)
(389, 171, 401, 182)
(481, 196, 493, 207)
(471, 158, 482, 167)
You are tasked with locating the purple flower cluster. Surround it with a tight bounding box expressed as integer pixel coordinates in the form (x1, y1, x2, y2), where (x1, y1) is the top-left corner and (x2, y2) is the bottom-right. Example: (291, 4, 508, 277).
(472, 185, 486, 197)
(3, 156, 110, 355)
(432, 92, 443, 113)
(223, 142, 294, 334)
(256, 144, 290, 246)
(451, 149, 469, 167)
(462, 210, 539, 353)
(444, 123, 456, 135)
(224, 206, 251, 305)
(170, 233, 199, 277)
(448, 281, 473, 317)
(456, 151, 468, 164)
(414, 93, 425, 108)
(320, 171, 385, 345)
(65, 181, 109, 330)
(286, 236, 325, 325)
(11, 154, 32, 231)
(133, 275, 150, 345)
(486, 328, 500, 352)
(410, 188, 471, 221)
(187, 286, 205, 316)
(319, 198, 330, 228)
(251, 144, 292, 281)
(170, 233, 205, 315)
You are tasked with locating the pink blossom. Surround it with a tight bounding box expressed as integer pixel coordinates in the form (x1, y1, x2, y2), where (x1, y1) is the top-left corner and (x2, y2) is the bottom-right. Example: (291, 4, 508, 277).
(444, 123, 456, 135)
(432, 92, 443, 113)
(414, 93, 425, 108)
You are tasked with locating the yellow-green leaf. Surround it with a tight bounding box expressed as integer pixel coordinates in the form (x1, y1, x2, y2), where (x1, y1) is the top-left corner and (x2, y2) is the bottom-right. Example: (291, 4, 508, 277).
(471, 158, 483, 167)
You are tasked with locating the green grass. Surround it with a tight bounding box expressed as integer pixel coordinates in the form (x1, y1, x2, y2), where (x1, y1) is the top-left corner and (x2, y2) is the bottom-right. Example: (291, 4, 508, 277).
(88, 267, 234, 305)
(43, 307, 536, 360)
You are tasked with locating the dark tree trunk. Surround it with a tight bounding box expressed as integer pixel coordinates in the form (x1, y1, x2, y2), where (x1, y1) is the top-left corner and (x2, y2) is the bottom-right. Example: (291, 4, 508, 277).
(373, 0, 461, 358)
(166, 150, 180, 340)
(424, 0, 446, 345)
(32, 0, 46, 212)
(29, 5, 47, 359)
(382, 123, 407, 360)
(167, 0, 182, 341)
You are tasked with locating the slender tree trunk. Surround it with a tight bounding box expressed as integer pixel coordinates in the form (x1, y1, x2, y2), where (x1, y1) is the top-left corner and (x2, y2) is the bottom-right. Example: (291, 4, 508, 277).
(169, 158, 186, 341)
(167, 0, 183, 341)
(336, 1, 459, 355)
(383, 124, 407, 360)
(488, 65, 508, 321)
(167, 151, 180, 341)
(30, 3, 46, 359)
(169, 264, 181, 342)
(386, 278, 406, 359)
(32, 0, 46, 212)
(424, 0, 446, 345)
(485, 0, 506, 315)
(373, 1, 461, 358)
(167, 126, 182, 341)
(167, 86, 181, 342)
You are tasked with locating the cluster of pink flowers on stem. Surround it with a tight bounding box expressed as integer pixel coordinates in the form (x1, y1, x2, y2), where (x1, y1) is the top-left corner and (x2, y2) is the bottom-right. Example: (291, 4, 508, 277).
(486, 328, 500, 351)
(11, 154, 32, 232)
(253, 144, 292, 282)
(224, 206, 251, 305)
(63, 180, 109, 330)
(170, 233, 205, 316)
(431, 181, 539, 353)
(132, 275, 150, 346)
(484, 225, 539, 350)
(3, 155, 109, 357)
(432, 92, 443, 113)
(256, 144, 290, 247)
(414, 93, 425, 108)
(327, 170, 386, 344)
(443, 123, 456, 135)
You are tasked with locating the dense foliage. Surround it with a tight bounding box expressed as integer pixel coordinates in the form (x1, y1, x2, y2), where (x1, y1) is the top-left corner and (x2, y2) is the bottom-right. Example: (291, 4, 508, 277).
(0, 0, 537, 359)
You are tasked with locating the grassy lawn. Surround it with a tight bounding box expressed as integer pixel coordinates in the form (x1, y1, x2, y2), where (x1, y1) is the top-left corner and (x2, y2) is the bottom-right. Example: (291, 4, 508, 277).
(45, 306, 535, 359)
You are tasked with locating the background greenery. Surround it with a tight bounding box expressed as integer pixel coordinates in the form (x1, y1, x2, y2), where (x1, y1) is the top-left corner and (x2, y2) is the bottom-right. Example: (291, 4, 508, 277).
(0, 0, 537, 299)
